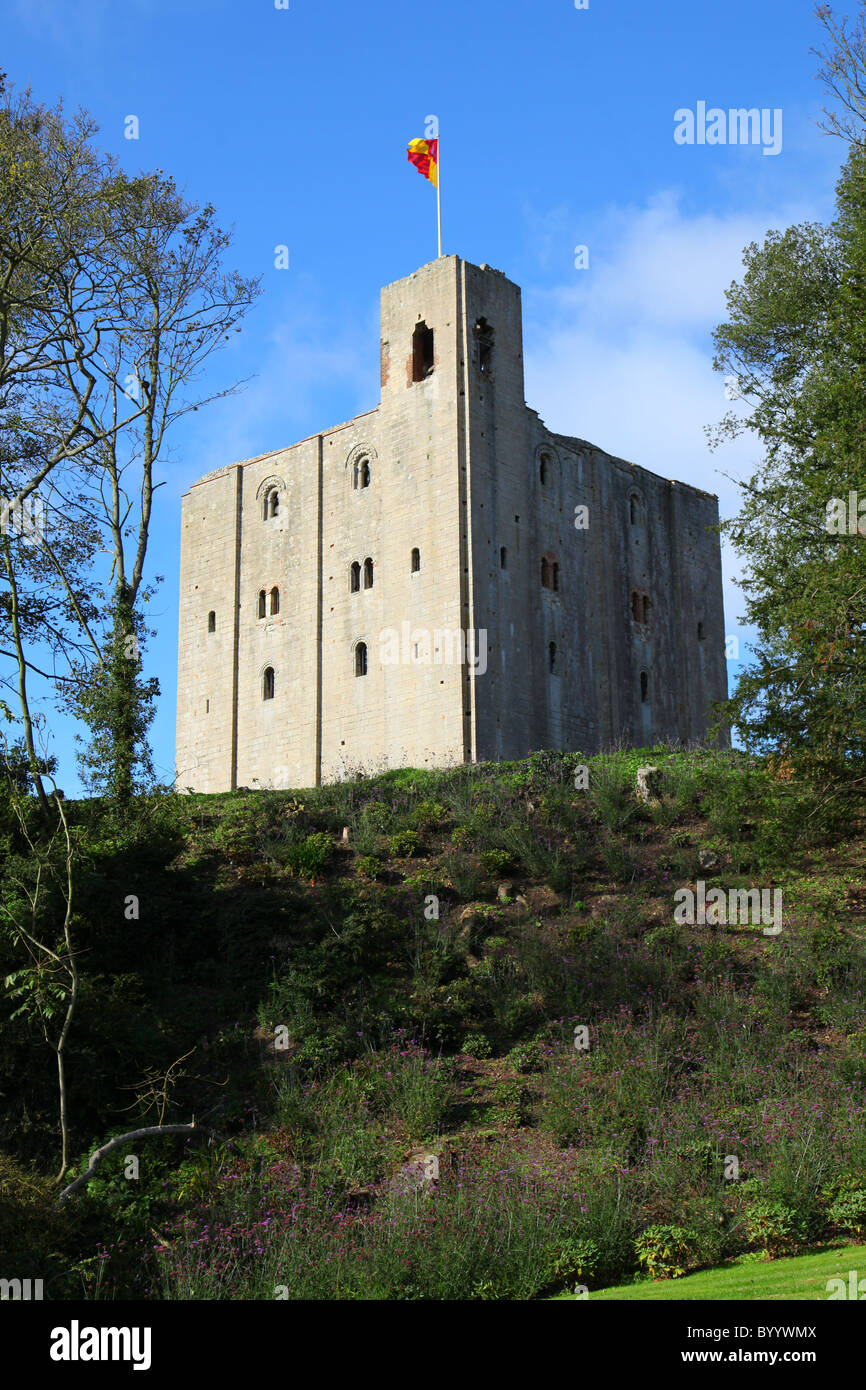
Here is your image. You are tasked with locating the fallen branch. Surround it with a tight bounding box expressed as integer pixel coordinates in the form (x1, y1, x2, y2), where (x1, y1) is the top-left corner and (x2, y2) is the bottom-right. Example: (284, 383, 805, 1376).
(53, 1122, 232, 1210)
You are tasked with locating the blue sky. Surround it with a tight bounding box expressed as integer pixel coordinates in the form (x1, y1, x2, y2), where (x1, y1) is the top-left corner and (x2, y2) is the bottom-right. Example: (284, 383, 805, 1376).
(5, 0, 845, 789)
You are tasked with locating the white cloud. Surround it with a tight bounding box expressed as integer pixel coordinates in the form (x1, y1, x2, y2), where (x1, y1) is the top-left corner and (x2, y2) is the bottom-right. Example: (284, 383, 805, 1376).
(522, 189, 825, 650)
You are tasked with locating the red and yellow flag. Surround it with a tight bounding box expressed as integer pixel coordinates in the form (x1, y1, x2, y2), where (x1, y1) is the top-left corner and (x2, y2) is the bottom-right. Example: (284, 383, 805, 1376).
(407, 137, 438, 188)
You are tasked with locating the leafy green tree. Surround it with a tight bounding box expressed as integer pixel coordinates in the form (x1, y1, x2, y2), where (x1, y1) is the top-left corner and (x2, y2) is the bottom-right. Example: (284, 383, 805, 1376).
(66, 586, 159, 807)
(0, 77, 261, 801)
(710, 143, 866, 790)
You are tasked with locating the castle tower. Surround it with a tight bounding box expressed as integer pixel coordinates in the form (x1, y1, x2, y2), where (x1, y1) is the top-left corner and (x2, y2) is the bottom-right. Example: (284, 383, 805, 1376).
(175, 256, 727, 792)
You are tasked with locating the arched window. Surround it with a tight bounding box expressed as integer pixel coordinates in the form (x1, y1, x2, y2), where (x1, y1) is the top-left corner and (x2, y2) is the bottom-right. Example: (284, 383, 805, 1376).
(412, 321, 435, 382)
(540, 454, 550, 486)
(500, 546, 507, 569)
(549, 641, 557, 674)
(258, 590, 267, 618)
(207, 611, 216, 633)
(263, 489, 280, 520)
(355, 642, 368, 677)
(352, 456, 372, 489)
(270, 587, 280, 616)
(350, 561, 361, 593)
(640, 670, 649, 704)
(363, 557, 373, 589)
(411, 547, 420, 573)
(263, 667, 275, 700)
(629, 493, 643, 526)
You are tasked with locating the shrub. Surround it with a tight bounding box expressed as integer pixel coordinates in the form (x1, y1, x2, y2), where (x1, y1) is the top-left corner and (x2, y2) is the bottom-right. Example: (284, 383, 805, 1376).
(389, 830, 420, 858)
(461, 1032, 493, 1058)
(644, 923, 686, 957)
(285, 831, 333, 879)
(501, 824, 572, 885)
(635, 1225, 702, 1280)
(588, 764, 636, 831)
(828, 1189, 866, 1240)
(450, 825, 475, 850)
(506, 1040, 545, 1074)
(549, 1236, 601, 1285)
(356, 854, 383, 880)
(527, 749, 579, 787)
(469, 1279, 499, 1300)
(745, 1198, 807, 1258)
(410, 801, 449, 830)
(211, 823, 257, 863)
(479, 849, 514, 877)
(487, 1079, 529, 1128)
(361, 801, 392, 832)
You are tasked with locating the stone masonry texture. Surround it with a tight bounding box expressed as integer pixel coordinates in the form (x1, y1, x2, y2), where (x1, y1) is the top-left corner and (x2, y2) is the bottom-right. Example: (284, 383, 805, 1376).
(175, 255, 728, 791)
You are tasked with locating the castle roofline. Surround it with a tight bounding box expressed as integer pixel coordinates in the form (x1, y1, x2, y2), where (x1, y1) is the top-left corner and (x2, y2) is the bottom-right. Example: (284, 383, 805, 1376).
(548, 428, 719, 503)
(184, 407, 380, 496)
(380, 253, 515, 295)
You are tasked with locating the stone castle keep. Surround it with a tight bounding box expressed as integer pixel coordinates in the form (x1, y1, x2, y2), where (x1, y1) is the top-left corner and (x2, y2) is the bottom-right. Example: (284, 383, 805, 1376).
(175, 255, 727, 792)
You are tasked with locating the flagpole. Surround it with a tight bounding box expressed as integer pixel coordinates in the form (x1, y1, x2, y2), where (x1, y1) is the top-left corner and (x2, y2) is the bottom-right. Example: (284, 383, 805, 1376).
(436, 136, 442, 257)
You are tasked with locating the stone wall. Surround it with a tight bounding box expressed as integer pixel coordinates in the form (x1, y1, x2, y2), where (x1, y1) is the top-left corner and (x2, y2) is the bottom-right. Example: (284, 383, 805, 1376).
(175, 255, 728, 792)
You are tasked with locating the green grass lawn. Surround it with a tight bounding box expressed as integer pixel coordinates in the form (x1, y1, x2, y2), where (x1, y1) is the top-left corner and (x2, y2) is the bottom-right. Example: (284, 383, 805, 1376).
(551, 1245, 866, 1300)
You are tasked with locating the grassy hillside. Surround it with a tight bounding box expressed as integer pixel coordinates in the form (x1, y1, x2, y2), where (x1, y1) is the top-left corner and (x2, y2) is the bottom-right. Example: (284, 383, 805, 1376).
(1, 745, 865, 1299)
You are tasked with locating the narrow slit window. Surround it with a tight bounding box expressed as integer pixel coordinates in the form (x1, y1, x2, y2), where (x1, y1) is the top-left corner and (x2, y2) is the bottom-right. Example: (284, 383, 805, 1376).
(541, 557, 550, 589)
(360, 459, 370, 488)
(552, 561, 560, 593)
(475, 317, 494, 373)
(263, 667, 275, 700)
(640, 670, 649, 703)
(270, 587, 280, 616)
(697, 621, 705, 641)
(540, 454, 550, 486)
(207, 611, 216, 633)
(350, 561, 361, 593)
(258, 589, 267, 618)
(500, 546, 507, 569)
(411, 547, 420, 573)
(549, 642, 557, 674)
(363, 557, 374, 589)
(355, 642, 368, 677)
